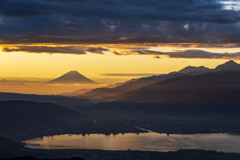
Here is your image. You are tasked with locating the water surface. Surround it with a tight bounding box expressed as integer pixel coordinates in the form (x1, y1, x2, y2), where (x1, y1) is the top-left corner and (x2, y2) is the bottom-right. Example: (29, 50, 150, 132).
(23, 132, 240, 153)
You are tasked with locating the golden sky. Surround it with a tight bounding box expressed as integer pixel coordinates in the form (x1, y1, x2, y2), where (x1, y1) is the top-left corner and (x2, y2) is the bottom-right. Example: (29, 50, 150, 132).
(0, 44, 238, 79)
(0, 43, 239, 95)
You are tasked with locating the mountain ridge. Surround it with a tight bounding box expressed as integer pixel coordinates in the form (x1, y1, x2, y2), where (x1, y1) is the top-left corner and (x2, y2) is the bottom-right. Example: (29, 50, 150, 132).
(80, 60, 240, 101)
(178, 66, 210, 74)
(215, 60, 240, 71)
(117, 70, 240, 103)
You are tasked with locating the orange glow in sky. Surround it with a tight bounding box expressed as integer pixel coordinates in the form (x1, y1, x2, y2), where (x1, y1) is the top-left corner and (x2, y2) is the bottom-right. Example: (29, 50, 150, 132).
(0, 43, 238, 79)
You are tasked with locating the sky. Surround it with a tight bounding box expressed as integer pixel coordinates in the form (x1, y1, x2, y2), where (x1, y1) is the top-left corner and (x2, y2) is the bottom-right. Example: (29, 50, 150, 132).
(0, 0, 240, 79)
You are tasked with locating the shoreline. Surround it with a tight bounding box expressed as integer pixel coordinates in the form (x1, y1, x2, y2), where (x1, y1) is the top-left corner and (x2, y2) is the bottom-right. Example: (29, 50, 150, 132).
(11, 149, 240, 160)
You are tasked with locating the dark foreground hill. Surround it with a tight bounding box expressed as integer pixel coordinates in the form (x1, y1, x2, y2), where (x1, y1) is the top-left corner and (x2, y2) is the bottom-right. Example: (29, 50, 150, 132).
(0, 137, 22, 152)
(0, 101, 80, 138)
(0, 137, 23, 159)
(0, 92, 92, 108)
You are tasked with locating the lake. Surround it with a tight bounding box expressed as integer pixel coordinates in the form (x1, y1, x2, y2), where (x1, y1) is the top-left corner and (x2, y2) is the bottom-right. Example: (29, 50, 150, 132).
(23, 132, 240, 153)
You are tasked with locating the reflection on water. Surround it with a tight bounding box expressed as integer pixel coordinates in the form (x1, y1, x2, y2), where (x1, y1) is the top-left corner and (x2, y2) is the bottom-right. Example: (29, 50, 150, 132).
(23, 132, 240, 153)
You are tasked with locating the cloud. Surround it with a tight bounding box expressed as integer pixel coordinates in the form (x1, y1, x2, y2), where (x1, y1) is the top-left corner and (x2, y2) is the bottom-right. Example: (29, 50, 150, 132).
(0, 0, 234, 23)
(2, 46, 108, 54)
(0, 17, 3, 25)
(3, 45, 240, 60)
(164, 50, 240, 59)
(152, 55, 161, 59)
(0, 0, 239, 44)
(112, 49, 240, 59)
(163, 50, 240, 59)
(0, 0, 238, 23)
(101, 73, 158, 77)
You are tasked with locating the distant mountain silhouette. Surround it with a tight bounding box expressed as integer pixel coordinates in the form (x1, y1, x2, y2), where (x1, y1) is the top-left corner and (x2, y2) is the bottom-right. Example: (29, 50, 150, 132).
(49, 71, 96, 84)
(178, 66, 210, 74)
(81, 73, 182, 100)
(80, 60, 240, 101)
(81, 68, 211, 100)
(118, 70, 240, 103)
(215, 60, 240, 71)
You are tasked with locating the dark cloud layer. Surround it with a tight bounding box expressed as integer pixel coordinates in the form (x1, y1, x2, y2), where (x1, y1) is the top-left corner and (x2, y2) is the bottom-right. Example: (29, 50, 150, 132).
(0, 0, 237, 23)
(101, 73, 158, 77)
(113, 49, 240, 59)
(148, 50, 240, 59)
(2, 46, 108, 54)
(0, 0, 239, 44)
(3, 45, 240, 60)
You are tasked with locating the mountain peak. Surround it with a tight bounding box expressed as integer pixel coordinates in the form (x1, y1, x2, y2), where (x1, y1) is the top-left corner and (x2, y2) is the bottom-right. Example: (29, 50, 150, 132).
(49, 71, 96, 84)
(65, 70, 82, 75)
(68, 70, 79, 73)
(224, 60, 238, 65)
(215, 60, 240, 71)
(178, 66, 210, 74)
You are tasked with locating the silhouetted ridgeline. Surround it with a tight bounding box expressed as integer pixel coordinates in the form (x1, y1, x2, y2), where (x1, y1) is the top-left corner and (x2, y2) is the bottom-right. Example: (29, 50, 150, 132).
(80, 70, 212, 100)
(215, 60, 240, 71)
(82, 70, 240, 103)
(118, 70, 240, 103)
(80, 60, 240, 101)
